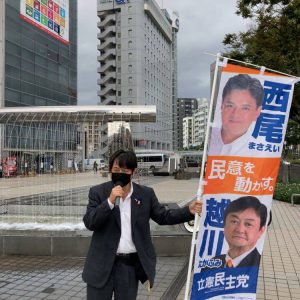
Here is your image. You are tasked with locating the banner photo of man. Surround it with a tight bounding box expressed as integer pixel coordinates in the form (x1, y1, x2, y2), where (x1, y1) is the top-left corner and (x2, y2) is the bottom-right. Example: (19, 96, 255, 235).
(208, 65, 295, 158)
(190, 63, 297, 300)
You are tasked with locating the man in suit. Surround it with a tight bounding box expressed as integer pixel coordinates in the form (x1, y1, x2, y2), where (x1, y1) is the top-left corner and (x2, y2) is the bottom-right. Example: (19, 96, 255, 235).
(204, 196, 267, 270)
(82, 149, 202, 300)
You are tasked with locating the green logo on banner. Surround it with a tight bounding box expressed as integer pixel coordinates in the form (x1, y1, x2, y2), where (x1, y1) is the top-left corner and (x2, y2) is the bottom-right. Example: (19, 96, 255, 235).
(41, 15, 48, 26)
(26, 5, 33, 17)
(41, 0, 48, 5)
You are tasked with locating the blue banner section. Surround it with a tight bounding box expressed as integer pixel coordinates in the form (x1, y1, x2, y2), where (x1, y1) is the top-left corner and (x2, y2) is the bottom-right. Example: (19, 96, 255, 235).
(191, 266, 259, 299)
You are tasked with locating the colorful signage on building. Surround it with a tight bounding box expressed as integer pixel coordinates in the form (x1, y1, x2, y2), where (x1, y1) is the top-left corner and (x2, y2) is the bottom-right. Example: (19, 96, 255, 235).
(20, 0, 69, 44)
(115, 0, 127, 4)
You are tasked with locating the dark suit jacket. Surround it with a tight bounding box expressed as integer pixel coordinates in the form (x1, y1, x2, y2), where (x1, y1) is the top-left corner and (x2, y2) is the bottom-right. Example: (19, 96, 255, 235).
(202, 248, 261, 271)
(82, 181, 194, 289)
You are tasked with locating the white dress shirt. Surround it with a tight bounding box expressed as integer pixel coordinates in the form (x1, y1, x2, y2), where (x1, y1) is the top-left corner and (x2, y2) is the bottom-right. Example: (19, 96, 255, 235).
(208, 124, 255, 156)
(108, 183, 137, 254)
(225, 246, 257, 267)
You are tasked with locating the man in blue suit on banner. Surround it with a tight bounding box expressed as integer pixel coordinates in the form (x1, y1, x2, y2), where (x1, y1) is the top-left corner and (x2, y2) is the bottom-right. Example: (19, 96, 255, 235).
(208, 196, 268, 269)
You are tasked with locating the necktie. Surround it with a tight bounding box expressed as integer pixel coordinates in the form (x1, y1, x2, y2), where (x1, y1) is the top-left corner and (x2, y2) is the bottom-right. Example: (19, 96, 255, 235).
(227, 259, 233, 268)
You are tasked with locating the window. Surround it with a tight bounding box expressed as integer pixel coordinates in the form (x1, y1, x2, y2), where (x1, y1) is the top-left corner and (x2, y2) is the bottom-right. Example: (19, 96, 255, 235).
(6, 89, 21, 102)
(6, 41, 21, 57)
(21, 49, 34, 61)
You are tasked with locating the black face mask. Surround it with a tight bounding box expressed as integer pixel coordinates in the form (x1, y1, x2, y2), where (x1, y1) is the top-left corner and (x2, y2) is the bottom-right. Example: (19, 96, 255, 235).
(111, 172, 131, 187)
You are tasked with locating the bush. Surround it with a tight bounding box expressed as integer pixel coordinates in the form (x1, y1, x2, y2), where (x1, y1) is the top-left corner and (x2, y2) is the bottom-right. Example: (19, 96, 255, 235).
(274, 183, 300, 204)
(290, 159, 300, 165)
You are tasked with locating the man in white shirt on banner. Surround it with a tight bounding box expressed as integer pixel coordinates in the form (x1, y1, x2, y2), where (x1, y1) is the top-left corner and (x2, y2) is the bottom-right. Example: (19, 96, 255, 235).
(208, 74, 264, 156)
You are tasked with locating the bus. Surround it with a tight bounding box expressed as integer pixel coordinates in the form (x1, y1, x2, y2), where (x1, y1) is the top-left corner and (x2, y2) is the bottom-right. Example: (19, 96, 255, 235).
(136, 153, 167, 172)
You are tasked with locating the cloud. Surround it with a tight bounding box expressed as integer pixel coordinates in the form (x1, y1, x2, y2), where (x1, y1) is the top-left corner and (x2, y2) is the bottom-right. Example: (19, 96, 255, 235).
(161, 0, 249, 99)
(78, 0, 98, 104)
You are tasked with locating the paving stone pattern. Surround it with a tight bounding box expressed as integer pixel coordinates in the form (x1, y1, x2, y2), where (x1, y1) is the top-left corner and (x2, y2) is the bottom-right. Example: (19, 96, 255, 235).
(0, 256, 186, 300)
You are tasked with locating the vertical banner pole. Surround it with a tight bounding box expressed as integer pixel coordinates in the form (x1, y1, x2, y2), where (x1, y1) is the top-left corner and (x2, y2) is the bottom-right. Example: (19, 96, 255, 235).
(184, 53, 222, 300)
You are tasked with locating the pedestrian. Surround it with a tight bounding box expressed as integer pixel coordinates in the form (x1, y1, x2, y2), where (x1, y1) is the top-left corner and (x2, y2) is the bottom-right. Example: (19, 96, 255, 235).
(50, 161, 54, 174)
(93, 160, 98, 174)
(82, 149, 202, 300)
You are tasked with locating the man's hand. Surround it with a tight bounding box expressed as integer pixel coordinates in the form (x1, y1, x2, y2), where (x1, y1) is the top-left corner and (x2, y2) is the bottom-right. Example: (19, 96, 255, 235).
(109, 185, 124, 204)
(189, 200, 203, 215)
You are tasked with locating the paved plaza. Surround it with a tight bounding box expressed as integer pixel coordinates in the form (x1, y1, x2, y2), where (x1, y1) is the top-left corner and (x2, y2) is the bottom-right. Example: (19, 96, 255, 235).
(0, 174, 299, 299)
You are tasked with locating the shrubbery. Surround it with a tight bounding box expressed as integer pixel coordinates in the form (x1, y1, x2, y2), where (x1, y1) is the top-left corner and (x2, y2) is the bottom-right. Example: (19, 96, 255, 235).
(274, 183, 300, 204)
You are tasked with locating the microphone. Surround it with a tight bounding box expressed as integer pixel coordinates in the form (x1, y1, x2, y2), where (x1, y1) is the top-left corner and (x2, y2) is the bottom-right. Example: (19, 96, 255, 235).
(114, 181, 124, 207)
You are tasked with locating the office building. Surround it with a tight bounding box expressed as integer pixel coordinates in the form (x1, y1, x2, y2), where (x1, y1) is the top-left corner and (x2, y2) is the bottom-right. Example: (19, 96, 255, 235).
(0, 0, 77, 171)
(83, 121, 102, 159)
(181, 98, 208, 150)
(97, 0, 179, 152)
(182, 116, 193, 149)
(1, 0, 77, 108)
(176, 97, 198, 150)
(193, 98, 208, 147)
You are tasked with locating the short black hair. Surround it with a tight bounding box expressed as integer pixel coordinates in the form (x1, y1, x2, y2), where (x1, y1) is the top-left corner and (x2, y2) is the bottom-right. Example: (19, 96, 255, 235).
(109, 149, 137, 172)
(222, 74, 264, 108)
(224, 196, 267, 229)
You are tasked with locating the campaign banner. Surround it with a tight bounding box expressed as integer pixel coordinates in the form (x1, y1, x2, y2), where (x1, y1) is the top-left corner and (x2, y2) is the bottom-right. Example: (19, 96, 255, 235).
(190, 63, 297, 300)
(20, 0, 69, 45)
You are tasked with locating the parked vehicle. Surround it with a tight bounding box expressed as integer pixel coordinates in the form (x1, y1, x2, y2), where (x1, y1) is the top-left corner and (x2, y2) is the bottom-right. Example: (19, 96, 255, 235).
(186, 160, 199, 167)
(84, 158, 106, 170)
(136, 153, 166, 172)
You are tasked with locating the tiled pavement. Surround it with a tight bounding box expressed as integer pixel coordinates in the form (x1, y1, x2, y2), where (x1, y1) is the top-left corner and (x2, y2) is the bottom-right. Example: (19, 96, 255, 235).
(0, 172, 299, 299)
(0, 256, 187, 300)
(0, 200, 299, 299)
(256, 200, 300, 300)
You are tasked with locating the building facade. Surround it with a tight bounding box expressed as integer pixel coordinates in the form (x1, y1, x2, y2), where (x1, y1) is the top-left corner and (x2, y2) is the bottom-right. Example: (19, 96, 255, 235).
(83, 122, 101, 159)
(182, 116, 193, 149)
(1, 0, 77, 108)
(176, 97, 198, 150)
(97, 0, 178, 152)
(193, 98, 208, 147)
(181, 98, 208, 150)
(0, 0, 78, 173)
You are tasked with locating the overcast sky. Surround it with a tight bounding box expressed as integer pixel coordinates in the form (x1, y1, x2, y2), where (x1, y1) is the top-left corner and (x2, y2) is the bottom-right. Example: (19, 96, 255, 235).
(77, 0, 250, 105)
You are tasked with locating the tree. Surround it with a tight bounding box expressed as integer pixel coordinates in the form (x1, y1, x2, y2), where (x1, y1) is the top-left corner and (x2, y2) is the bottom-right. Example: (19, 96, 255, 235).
(285, 119, 300, 147)
(223, 0, 300, 123)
